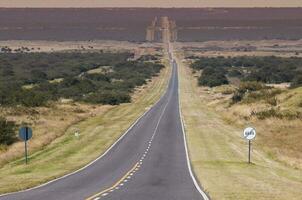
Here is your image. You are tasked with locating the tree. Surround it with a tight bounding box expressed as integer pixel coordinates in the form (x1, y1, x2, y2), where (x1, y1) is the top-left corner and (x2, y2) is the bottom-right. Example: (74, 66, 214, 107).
(0, 117, 18, 145)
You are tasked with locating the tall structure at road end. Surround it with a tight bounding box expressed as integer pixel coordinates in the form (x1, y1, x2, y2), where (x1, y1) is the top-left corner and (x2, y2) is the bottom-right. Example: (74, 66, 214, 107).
(170, 20, 178, 42)
(145, 16, 177, 43)
(146, 26, 155, 42)
(146, 17, 157, 42)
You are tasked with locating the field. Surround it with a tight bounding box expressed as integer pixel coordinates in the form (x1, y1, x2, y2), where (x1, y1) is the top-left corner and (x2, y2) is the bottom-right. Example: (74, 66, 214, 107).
(0, 46, 165, 108)
(0, 40, 161, 53)
(0, 8, 302, 41)
(177, 40, 302, 58)
(177, 42, 302, 199)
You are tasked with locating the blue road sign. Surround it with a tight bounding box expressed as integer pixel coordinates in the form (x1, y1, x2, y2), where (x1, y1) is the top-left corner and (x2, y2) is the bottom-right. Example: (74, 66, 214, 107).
(19, 127, 33, 141)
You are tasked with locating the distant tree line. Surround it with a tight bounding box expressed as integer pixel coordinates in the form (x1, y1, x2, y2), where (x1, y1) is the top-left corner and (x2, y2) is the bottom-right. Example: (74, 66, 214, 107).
(0, 52, 164, 107)
(190, 56, 302, 87)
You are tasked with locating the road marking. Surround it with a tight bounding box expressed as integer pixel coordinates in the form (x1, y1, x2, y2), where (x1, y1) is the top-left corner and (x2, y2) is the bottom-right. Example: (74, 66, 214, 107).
(85, 72, 173, 200)
(85, 162, 139, 200)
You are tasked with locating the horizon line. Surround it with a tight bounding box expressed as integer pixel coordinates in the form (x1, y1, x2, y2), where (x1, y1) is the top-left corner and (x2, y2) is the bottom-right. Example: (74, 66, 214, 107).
(1, 6, 302, 9)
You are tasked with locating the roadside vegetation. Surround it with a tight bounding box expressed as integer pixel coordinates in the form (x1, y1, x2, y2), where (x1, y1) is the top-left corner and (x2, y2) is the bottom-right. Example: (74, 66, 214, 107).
(190, 56, 302, 87)
(177, 52, 302, 200)
(0, 51, 164, 153)
(0, 49, 170, 193)
(189, 55, 302, 167)
(0, 52, 164, 107)
(190, 55, 302, 121)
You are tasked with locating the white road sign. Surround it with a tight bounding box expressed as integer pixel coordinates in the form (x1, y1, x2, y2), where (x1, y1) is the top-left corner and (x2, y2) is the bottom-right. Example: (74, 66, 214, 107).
(243, 127, 256, 140)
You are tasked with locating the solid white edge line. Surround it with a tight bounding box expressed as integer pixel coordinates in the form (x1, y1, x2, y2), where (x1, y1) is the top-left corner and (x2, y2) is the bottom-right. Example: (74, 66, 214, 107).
(176, 60, 210, 200)
(0, 64, 171, 198)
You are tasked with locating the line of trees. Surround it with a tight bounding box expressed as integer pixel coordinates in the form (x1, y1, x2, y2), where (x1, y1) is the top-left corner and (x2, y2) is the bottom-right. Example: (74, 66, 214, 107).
(0, 52, 164, 107)
(190, 56, 302, 87)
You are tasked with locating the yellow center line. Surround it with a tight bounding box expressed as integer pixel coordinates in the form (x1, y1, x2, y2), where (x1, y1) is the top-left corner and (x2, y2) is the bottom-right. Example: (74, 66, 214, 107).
(85, 162, 139, 200)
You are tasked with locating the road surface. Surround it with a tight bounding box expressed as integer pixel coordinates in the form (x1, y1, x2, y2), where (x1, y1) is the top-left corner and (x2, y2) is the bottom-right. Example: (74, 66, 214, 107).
(0, 45, 208, 200)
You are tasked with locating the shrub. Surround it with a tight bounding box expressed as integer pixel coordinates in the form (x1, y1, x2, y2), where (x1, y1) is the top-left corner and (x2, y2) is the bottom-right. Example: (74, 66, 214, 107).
(0, 52, 163, 107)
(231, 82, 281, 104)
(198, 67, 229, 87)
(190, 56, 302, 85)
(252, 109, 302, 120)
(228, 69, 242, 77)
(87, 91, 131, 105)
(291, 74, 302, 88)
(0, 117, 18, 145)
(238, 81, 266, 93)
(232, 91, 244, 103)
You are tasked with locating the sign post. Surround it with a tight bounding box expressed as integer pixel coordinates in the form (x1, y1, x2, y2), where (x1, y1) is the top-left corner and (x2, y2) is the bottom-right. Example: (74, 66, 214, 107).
(19, 127, 33, 164)
(243, 127, 256, 164)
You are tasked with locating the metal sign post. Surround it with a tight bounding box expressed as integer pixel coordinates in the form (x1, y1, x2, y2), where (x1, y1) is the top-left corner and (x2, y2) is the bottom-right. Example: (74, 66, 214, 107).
(248, 140, 251, 164)
(25, 136, 28, 164)
(19, 127, 33, 164)
(243, 127, 256, 164)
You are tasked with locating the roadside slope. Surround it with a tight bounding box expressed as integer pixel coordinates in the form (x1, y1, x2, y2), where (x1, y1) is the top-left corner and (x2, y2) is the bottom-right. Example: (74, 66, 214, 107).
(0, 58, 171, 194)
(177, 51, 302, 200)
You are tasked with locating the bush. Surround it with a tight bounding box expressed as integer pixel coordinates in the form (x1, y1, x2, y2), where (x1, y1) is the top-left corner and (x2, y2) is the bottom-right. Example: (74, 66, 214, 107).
(238, 81, 266, 93)
(252, 109, 302, 120)
(291, 74, 302, 88)
(231, 82, 281, 104)
(0, 117, 18, 145)
(86, 91, 131, 105)
(190, 56, 302, 85)
(198, 67, 229, 87)
(0, 52, 164, 107)
(228, 69, 242, 77)
(232, 91, 244, 103)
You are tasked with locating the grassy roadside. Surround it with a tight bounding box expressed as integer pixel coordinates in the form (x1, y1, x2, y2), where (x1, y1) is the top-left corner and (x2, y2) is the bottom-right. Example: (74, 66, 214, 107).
(176, 51, 302, 200)
(0, 58, 171, 194)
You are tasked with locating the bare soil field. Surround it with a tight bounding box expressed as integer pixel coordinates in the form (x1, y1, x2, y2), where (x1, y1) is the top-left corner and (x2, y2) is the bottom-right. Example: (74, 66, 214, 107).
(0, 40, 162, 54)
(177, 39, 302, 58)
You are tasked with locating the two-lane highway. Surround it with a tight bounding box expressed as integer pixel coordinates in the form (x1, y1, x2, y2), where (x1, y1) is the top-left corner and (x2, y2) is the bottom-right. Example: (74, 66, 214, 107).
(0, 44, 209, 200)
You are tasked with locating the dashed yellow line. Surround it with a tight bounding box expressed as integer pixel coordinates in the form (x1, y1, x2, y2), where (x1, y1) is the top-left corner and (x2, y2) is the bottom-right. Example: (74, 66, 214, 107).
(85, 162, 139, 200)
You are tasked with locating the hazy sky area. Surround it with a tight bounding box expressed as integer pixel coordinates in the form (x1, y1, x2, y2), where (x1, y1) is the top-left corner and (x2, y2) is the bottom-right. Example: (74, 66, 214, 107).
(0, 0, 302, 7)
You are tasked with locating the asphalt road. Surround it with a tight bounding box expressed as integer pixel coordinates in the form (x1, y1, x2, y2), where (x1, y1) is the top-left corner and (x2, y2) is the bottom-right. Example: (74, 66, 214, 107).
(0, 46, 208, 200)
